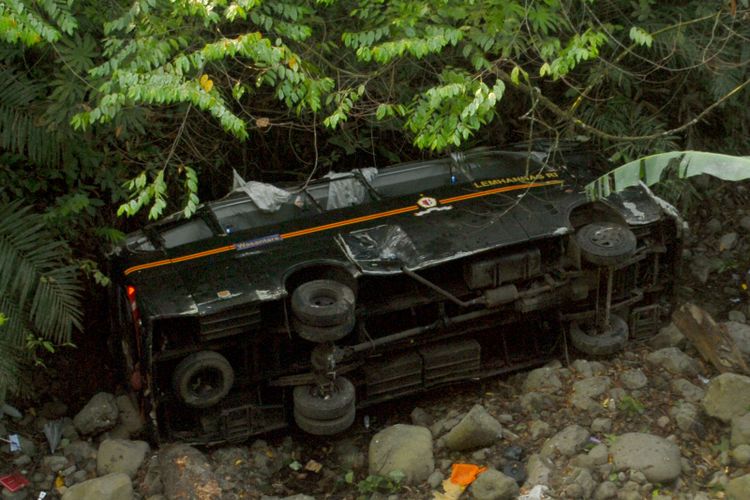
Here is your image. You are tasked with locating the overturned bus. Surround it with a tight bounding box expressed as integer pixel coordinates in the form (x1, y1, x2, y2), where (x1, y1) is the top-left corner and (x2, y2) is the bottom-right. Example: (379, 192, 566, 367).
(109, 148, 681, 444)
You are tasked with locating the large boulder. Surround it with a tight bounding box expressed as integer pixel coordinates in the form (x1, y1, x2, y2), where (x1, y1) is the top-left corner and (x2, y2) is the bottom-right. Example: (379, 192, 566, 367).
(469, 469, 519, 500)
(159, 443, 222, 499)
(368, 424, 434, 484)
(442, 405, 503, 451)
(610, 433, 681, 483)
(73, 392, 119, 435)
(540, 425, 589, 458)
(61, 473, 133, 500)
(97, 439, 150, 478)
(702, 373, 750, 422)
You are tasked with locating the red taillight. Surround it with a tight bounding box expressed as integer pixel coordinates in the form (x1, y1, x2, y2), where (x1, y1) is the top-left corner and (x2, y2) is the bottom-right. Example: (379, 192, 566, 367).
(125, 286, 141, 324)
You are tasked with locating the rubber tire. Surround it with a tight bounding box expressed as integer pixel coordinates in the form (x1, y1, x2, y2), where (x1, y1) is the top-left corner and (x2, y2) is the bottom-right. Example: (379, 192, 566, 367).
(293, 377, 356, 420)
(172, 351, 234, 408)
(576, 222, 637, 266)
(294, 403, 356, 436)
(292, 313, 355, 343)
(570, 314, 629, 356)
(291, 280, 355, 327)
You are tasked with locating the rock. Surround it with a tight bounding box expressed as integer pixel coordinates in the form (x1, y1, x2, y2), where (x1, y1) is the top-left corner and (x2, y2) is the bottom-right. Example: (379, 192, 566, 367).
(468, 469, 518, 500)
(573, 376, 611, 399)
(719, 232, 738, 251)
(610, 432, 681, 483)
(73, 393, 119, 435)
(620, 370, 648, 390)
(501, 461, 525, 484)
(566, 467, 596, 498)
(427, 470, 443, 489)
(115, 396, 143, 436)
(741, 215, 750, 232)
(43, 455, 69, 472)
(593, 481, 618, 499)
(670, 402, 700, 432)
(656, 415, 670, 428)
(442, 405, 503, 451)
(61, 473, 133, 500)
(591, 418, 612, 433)
(731, 413, 750, 447)
(519, 392, 553, 414)
(139, 455, 163, 497)
(649, 323, 686, 350)
(671, 379, 705, 402)
(702, 373, 750, 422)
(529, 420, 551, 440)
(726, 473, 750, 499)
(646, 348, 700, 376)
(729, 310, 747, 323)
(97, 439, 150, 478)
(731, 444, 750, 465)
(725, 321, 750, 357)
(523, 454, 554, 487)
(571, 443, 608, 468)
(522, 367, 561, 393)
(369, 424, 434, 484)
(410, 407, 433, 427)
(570, 359, 594, 378)
(540, 424, 589, 458)
(64, 440, 97, 463)
(705, 218, 722, 234)
(159, 443, 222, 499)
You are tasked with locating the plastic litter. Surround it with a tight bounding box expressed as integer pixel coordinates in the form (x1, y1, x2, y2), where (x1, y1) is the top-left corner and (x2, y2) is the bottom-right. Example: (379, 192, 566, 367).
(449, 463, 487, 486)
(518, 484, 550, 500)
(232, 170, 291, 212)
(0, 472, 29, 493)
(8, 434, 21, 452)
(43, 420, 63, 454)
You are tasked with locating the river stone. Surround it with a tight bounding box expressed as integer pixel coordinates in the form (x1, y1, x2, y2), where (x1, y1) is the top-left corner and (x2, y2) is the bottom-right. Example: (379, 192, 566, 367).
(115, 395, 144, 436)
(725, 321, 750, 357)
(571, 443, 608, 468)
(649, 323, 686, 350)
(731, 413, 750, 447)
(64, 440, 97, 463)
(97, 439, 150, 478)
(369, 424, 434, 484)
(73, 392, 119, 435)
(524, 454, 555, 488)
(671, 379, 705, 402)
(159, 443, 222, 499)
(468, 468, 518, 500)
(670, 402, 699, 432)
(620, 370, 648, 390)
(519, 392, 553, 414)
(540, 424, 590, 458)
(522, 367, 562, 393)
(719, 232, 738, 251)
(726, 473, 750, 499)
(61, 473, 133, 500)
(646, 348, 700, 376)
(702, 373, 750, 422)
(573, 376, 611, 399)
(731, 444, 750, 466)
(442, 405, 503, 451)
(610, 433, 681, 483)
(594, 481, 618, 500)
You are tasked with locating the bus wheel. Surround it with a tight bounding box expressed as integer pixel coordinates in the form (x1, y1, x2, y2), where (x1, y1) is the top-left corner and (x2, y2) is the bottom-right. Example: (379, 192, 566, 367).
(172, 351, 234, 408)
(291, 280, 355, 327)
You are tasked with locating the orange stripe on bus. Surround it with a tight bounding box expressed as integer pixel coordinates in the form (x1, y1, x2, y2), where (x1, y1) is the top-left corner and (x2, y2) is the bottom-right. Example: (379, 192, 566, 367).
(123, 179, 562, 276)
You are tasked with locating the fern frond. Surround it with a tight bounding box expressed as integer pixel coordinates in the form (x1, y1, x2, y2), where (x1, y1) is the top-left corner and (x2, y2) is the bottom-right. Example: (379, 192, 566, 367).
(0, 200, 83, 346)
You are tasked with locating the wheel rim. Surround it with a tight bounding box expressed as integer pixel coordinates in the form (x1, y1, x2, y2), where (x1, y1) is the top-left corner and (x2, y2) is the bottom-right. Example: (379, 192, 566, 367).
(187, 367, 224, 399)
(589, 226, 627, 249)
